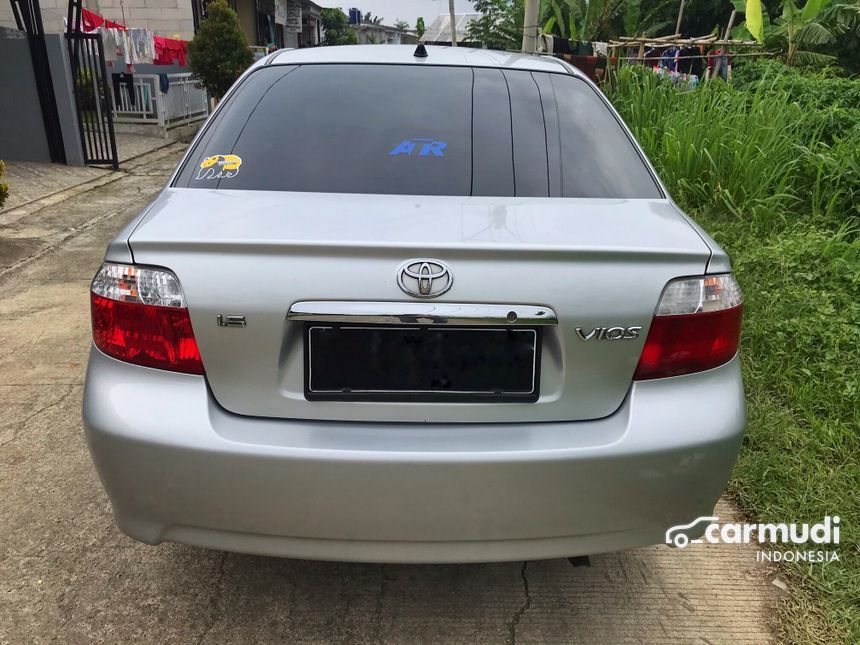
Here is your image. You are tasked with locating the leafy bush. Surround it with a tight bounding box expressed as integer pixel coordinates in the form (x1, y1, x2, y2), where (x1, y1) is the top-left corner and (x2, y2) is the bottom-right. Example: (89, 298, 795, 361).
(733, 59, 860, 111)
(608, 65, 860, 644)
(187, 0, 253, 100)
(321, 8, 357, 45)
(0, 160, 8, 210)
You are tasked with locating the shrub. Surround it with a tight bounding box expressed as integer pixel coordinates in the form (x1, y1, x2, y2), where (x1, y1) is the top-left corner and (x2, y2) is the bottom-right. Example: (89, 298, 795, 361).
(0, 160, 8, 210)
(187, 0, 253, 100)
(320, 8, 357, 45)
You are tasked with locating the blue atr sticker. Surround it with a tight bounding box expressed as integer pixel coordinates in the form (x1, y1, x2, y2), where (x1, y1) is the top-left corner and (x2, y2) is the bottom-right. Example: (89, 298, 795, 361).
(389, 138, 447, 157)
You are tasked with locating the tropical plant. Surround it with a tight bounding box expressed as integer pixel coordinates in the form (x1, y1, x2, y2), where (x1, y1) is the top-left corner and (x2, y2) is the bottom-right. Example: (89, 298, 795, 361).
(0, 160, 9, 210)
(363, 11, 383, 25)
(537, 0, 680, 43)
(466, 0, 523, 49)
(186, 0, 252, 100)
(394, 19, 410, 30)
(540, 0, 621, 41)
(769, 0, 840, 65)
(321, 8, 358, 45)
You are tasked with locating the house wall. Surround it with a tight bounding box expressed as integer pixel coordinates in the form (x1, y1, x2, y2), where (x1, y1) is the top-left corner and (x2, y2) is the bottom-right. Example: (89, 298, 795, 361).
(0, 0, 194, 40)
(0, 28, 86, 164)
(0, 29, 51, 162)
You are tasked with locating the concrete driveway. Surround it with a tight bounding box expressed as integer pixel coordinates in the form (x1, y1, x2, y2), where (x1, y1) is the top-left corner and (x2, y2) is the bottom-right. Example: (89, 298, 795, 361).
(0, 146, 780, 643)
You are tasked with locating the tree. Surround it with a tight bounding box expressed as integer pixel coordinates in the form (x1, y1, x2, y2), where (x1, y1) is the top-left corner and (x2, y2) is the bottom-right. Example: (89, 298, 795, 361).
(416, 16, 426, 37)
(394, 19, 410, 30)
(467, 0, 523, 50)
(187, 0, 252, 100)
(541, 0, 652, 43)
(363, 11, 383, 25)
(769, 0, 840, 65)
(321, 8, 358, 45)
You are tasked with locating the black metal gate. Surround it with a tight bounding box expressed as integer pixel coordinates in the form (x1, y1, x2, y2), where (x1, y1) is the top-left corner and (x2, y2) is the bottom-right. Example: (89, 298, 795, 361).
(66, 0, 119, 170)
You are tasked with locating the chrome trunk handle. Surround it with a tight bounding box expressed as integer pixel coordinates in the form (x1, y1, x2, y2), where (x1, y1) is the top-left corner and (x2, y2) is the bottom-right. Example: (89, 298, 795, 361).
(287, 302, 558, 326)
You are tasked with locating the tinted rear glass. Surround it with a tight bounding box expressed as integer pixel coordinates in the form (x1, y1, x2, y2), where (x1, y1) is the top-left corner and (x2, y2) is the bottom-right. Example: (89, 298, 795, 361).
(176, 64, 660, 198)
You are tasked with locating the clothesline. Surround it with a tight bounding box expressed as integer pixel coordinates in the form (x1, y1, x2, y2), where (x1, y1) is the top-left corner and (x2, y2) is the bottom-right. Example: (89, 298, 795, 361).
(612, 51, 775, 62)
(75, 7, 188, 67)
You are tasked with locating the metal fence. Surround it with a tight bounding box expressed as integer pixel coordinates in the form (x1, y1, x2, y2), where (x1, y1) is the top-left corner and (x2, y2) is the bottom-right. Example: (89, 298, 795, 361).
(67, 31, 119, 169)
(111, 73, 209, 132)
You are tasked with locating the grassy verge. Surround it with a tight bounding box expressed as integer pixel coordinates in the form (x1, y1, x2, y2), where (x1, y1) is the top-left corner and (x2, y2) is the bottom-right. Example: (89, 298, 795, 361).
(607, 64, 860, 643)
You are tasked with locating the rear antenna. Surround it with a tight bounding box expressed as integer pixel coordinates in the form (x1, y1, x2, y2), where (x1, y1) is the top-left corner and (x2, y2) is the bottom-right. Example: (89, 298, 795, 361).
(413, 43, 428, 58)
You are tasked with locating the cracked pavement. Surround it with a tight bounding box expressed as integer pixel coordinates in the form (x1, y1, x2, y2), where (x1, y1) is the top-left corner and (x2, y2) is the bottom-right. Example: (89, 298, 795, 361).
(0, 147, 781, 643)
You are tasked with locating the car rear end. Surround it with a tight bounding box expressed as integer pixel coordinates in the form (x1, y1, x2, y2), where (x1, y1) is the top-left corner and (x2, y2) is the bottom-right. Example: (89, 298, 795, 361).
(82, 47, 745, 562)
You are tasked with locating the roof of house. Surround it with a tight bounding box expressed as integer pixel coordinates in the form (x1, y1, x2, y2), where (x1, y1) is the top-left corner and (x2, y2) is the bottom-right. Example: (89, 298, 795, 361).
(419, 13, 478, 44)
(269, 44, 577, 75)
(353, 22, 408, 34)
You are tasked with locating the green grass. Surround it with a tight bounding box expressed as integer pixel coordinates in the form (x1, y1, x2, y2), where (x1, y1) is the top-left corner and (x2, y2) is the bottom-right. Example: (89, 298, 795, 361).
(607, 64, 860, 644)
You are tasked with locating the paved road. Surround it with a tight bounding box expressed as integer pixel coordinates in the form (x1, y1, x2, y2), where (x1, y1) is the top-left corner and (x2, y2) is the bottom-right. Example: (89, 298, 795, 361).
(0, 147, 780, 643)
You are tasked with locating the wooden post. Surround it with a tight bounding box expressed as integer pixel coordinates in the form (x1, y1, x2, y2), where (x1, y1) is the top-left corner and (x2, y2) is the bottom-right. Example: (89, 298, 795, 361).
(675, 0, 686, 35)
(711, 9, 736, 80)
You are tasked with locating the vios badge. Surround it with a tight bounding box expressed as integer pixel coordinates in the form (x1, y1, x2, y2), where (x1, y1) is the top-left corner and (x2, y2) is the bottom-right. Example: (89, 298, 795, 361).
(397, 259, 453, 298)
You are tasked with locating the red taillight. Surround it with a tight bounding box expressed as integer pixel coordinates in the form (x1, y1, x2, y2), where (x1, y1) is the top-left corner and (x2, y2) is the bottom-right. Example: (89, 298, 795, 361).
(634, 274, 743, 380)
(90, 263, 204, 375)
(633, 305, 743, 380)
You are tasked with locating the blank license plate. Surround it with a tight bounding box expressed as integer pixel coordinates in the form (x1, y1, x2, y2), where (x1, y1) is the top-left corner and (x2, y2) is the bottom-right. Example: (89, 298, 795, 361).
(305, 325, 540, 402)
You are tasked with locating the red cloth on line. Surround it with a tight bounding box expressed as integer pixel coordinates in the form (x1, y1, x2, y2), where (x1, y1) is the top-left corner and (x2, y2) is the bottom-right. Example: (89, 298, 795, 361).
(81, 7, 126, 31)
(153, 36, 188, 66)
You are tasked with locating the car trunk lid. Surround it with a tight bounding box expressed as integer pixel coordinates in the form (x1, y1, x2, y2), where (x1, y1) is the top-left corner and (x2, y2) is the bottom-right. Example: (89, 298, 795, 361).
(128, 189, 711, 423)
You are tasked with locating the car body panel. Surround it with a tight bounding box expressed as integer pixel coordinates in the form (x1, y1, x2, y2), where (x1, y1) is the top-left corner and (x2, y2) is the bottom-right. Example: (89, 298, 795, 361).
(84, 348, 744, 563)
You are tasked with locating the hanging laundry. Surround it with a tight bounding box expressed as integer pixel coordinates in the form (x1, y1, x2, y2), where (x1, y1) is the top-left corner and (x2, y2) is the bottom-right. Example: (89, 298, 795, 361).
(652, 66, 699, 90)
(678, 46, 704, 77)
(111, 72, 136, 109)
(153, 36, 188, 66)
(129, 28, 155, 65)
(81, 7, 126, 32)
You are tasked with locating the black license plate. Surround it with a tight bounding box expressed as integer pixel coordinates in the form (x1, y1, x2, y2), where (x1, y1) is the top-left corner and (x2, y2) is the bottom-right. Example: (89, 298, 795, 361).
(305, 325, 540, 402)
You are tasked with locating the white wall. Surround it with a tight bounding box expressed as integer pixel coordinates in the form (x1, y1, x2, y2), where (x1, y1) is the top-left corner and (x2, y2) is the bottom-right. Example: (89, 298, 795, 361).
(0, 0, 195, 40)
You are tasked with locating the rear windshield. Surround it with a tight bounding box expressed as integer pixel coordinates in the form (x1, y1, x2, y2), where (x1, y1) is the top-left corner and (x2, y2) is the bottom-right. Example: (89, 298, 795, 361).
(175, 64, 661, 198)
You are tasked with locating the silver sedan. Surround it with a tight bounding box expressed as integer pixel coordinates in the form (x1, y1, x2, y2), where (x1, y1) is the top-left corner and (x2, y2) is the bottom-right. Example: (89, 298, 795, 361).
(83, 45, 744, 563)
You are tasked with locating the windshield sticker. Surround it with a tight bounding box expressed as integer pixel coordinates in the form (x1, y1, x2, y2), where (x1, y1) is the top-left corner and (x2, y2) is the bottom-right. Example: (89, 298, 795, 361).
(196, 154, 242, 180)
(389, 139, 447, 157)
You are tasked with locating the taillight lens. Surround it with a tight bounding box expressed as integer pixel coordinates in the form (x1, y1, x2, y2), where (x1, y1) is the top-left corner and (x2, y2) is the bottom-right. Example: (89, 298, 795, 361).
(90, 262, 204, 375)
(634, 274, 743, 380)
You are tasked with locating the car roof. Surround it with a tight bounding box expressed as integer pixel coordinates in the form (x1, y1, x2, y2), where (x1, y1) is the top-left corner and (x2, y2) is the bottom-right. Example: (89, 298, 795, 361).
(268, 45, 578, 76)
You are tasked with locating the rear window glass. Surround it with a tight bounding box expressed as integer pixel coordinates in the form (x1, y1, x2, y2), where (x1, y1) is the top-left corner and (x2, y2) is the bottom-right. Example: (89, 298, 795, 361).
(175, 64, 660, 199)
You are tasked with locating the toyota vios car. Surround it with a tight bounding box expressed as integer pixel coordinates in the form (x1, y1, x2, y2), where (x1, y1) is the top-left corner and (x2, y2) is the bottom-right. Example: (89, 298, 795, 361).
(83, 45, 745, 563)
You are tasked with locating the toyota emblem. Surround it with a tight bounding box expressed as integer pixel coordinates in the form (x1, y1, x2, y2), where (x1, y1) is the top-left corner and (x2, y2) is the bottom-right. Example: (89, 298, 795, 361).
(396, 259, 453, 299)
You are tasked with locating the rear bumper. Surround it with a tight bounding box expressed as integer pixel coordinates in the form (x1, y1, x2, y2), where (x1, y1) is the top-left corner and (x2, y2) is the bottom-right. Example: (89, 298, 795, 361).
(83, 348, 745, 563)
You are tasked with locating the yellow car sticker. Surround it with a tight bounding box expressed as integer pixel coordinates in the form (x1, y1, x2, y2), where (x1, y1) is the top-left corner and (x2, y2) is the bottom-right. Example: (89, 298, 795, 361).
(196, 154, 242, 180)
